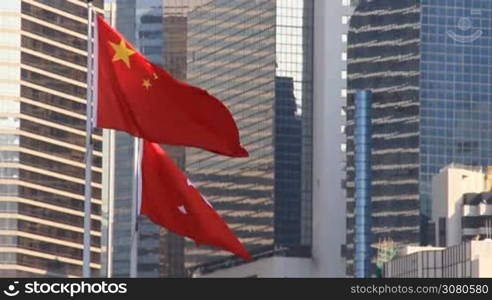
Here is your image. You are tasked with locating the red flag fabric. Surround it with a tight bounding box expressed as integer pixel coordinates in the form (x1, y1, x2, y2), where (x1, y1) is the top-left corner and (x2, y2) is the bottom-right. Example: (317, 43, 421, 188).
(141, 141, 252, 261)
(96, 16, 248, 158)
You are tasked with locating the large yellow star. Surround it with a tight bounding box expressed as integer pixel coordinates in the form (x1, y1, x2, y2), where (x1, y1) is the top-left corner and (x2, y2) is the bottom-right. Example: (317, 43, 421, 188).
(109, 39, 136, 68)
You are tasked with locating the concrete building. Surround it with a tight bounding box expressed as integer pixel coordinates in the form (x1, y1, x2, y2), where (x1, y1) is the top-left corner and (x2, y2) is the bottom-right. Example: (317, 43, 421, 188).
(0, 0, 104, 277)
(382, 164, 492, 278)
(384, 240, 492, 278)
(432, 165, 492, 247)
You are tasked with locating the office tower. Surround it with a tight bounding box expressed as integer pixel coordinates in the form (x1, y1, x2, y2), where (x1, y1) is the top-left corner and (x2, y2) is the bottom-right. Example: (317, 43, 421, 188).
(312, 0, 356, 276)
(345, 0, 492, 276)
(186, 0, 314, 269)
(0, 0, 104, 277)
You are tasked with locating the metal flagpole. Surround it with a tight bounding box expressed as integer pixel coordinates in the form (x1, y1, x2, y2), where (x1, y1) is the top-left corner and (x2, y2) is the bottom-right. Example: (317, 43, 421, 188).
(83, 0, 95, 278)
(130, 138, 142, 278)
(105, 1, 117, 279)
(106, 130, 115, 278)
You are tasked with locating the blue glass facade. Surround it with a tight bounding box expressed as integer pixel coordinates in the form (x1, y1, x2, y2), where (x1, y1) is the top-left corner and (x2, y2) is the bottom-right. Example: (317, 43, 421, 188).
(420, 0, 492, 220)
(354, 90, 372, 278)
(346, 0, 492, 276)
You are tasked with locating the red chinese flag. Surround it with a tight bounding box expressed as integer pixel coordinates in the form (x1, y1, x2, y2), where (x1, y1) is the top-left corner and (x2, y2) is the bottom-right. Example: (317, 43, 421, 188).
(96, 16, 248, 158)
(141, 141, 252, 261)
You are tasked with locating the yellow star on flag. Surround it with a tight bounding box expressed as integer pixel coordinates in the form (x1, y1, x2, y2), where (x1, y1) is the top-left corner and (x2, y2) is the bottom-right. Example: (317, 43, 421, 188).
(109, 39, 136, 68)
(143, 79, 152, 90)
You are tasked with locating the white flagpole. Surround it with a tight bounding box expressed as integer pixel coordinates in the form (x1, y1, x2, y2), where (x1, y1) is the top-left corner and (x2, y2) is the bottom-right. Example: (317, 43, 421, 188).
(130, 137, 142, 277)
(105, 2, 117, 279)
(83, 1, 95, 278)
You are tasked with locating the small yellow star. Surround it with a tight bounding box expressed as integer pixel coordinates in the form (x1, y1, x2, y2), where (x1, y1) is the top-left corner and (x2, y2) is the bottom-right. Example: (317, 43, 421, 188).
(109, 39, 136, 68)
(153, 73, 159, 80)
(143, 79, 152, 90)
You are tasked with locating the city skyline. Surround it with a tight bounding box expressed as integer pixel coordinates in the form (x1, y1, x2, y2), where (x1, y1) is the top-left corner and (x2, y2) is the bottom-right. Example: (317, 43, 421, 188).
(0, 0, 491, 279)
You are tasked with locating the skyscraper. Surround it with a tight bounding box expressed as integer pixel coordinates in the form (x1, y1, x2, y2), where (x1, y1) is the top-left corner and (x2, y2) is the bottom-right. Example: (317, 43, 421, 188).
(345, 0, 492, 276)
(0, 0, 104, 277)
(185, 0, 314, 269)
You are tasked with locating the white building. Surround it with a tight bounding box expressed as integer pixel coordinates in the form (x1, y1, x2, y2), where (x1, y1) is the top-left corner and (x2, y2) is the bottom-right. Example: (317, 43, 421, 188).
(384, 240, 492, 278)
(432, 165, 492, 247)
(381, 165, 492, 278)
(312, 0, 356, 277)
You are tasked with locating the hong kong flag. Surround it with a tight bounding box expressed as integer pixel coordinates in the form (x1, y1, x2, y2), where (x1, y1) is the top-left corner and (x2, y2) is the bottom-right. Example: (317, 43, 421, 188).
(141, 141, 252, 261)
(95, 16, 248, 157)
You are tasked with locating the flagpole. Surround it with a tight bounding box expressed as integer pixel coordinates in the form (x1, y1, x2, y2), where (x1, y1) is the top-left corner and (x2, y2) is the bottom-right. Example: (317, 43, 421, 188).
(130, 137, 142, 278)
(106, 2, 117, 279)
(83, 0, 95, 278)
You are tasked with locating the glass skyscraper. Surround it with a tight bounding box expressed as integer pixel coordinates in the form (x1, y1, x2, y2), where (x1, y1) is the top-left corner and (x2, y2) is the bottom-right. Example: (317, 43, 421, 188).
(419, 0, 492, 225)
(186, 0, 314, 269)
(0, 0, 104, 277)
(345, 0, 492, 276)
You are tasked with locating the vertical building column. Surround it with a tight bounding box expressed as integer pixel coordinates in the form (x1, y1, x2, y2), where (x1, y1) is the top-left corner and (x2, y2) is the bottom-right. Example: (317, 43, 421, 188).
(354, 90, 372, 278)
